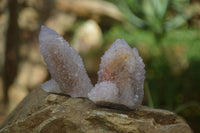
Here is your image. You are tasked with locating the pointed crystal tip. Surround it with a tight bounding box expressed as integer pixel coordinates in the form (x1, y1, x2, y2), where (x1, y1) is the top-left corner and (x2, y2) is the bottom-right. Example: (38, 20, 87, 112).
(88, 39, 145, 109)
(39, 25, 93, 97)
(39, 25, 59, 42)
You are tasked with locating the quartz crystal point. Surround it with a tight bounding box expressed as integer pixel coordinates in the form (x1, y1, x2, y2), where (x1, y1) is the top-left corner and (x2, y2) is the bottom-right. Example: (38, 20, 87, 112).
(39, 26, 93, 97)
(88, 39, 145, 109)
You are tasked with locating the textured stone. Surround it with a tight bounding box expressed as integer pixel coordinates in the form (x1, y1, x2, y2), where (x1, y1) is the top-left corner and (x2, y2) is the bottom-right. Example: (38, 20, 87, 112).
(0, 87, 193, 133)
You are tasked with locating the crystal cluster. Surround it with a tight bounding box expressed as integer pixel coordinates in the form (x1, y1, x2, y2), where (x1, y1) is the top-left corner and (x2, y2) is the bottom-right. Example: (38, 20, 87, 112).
(39, 26, 145, 109)
(88, 39, 145, 109)
(39, 26, 93, 97)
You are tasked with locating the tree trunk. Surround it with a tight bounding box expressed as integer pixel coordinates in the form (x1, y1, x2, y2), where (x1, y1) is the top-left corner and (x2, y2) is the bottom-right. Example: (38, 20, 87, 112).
(2, 0, 19, 104)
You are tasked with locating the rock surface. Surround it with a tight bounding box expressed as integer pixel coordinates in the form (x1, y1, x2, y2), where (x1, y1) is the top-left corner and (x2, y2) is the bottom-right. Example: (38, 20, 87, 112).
(0, 87, 193, 133)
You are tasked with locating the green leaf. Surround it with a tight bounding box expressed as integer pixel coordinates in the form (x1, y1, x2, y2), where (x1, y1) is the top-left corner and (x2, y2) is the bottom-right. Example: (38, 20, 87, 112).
(152, 0, 169, 19)
(165, 15, 187, 30)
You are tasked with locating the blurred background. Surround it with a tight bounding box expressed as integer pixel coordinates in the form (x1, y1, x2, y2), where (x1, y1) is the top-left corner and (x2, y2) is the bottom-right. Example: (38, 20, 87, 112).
(0, 0, 200, 132)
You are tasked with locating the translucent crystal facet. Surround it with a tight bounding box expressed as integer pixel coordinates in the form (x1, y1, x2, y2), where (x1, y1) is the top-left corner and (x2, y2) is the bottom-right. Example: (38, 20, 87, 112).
(88, 39, 145, 109)
(39, 26, 93, 97)
(41, 79, 61, 93)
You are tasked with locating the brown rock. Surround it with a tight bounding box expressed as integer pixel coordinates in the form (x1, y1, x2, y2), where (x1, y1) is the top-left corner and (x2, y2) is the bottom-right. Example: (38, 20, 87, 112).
(0, 87, 193, 133)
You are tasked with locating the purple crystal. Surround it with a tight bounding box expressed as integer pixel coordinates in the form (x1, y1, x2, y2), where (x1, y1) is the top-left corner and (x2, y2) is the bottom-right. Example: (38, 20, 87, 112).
(88, 39, 145, 109)
(39, 26, 93, 97)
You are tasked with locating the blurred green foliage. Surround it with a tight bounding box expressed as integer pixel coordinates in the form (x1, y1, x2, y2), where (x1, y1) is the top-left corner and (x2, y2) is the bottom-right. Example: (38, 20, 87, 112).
(108, 0, 190, 43)
(104, 1, 200, 129)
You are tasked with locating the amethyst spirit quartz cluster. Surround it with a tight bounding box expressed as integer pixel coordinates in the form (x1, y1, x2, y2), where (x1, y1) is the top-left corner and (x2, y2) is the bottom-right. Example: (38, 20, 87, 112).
(39, 26, 145, 110)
